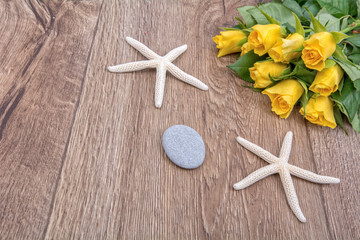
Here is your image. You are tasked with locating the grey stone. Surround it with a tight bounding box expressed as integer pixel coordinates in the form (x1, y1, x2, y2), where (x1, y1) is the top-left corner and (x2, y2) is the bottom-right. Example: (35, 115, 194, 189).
(162, 125, 205, 169)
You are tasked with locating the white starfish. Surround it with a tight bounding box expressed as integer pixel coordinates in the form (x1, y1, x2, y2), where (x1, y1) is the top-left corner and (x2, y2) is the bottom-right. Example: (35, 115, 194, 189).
(108, 37, 208, 108)
(233, 131, 340, 223)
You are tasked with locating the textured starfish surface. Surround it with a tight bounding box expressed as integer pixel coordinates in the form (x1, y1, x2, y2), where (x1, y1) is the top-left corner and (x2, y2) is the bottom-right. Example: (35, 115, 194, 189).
(108, 37, 208, 108)
(233, 131, 340, 223)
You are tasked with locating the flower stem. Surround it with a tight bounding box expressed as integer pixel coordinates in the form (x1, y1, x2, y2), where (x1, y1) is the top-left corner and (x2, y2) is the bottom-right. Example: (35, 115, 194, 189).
(340, 21, 360, 33)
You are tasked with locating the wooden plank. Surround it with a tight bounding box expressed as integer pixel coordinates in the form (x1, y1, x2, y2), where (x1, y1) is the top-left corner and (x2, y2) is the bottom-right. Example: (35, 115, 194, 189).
(307, 125, 360, 239)
(1, 0, 357, 239)
(207, 2, 332, 238)
(0, 1, 102, 238)
(44, 0, 353, 239)
(46, 1, 229, 238)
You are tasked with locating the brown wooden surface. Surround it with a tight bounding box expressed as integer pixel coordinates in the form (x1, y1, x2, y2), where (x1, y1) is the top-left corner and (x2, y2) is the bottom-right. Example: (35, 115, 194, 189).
(0, 0, 359, 239)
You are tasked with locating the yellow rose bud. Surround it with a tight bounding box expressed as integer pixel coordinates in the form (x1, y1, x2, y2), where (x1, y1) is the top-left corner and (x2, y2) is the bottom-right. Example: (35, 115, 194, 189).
(213, 30, 247, 57)
(248, 24, 282, 56)
(262, 79, 304, 119)
(301, 32, 336, 71)
(240, 42, 254, 56)
(309, 64, 344, 96)
(268, 33, 304, 63)
(299, 96, 336, 128)
(249, 61, 288, 88)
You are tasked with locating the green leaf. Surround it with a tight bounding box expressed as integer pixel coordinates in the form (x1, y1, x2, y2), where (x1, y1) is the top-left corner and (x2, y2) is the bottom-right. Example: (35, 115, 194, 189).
(231, 21, 246, 30)
(220, 27, 244, 31)
(283, 23, 296, 33)
(315, 0, 350, 17)
(281, 66, 292, 76)
(348, 53, 360, 65)
(345, 35, 360, 47)
(305, 7, 327, 32)
(315, 8, 340, 32)
(242, 84, 263, 92)
(338, 77, 344, 92)
(354, 80, 360, 90)
(333, 45, 350, 62)
(293, 12, 305, 37)
(241, 28, 253, 35)
(294, 61, 317, 85)
(333, 46, 360, 87)
(249, 3, 296, 28)
(247, 7, 270, 25)
(235, 17, 246, 29)
(227, 50, 267, 83)
(333, 105, 348, 134)
(236, 38, 248, 47)
(302, 0, 321, 20)
(283, 0, 304, 18)
(333, 58, 360, 88)
(298, 79, 310, 110)
(237, 6, 257, 27)
(271, 60, 316, 85)
(325, 59, 336, 68)
(340, 16, 349, 30)
(350, 108, 360, 132)
(349, 0, 357, 17)
(295, 0, 308, 6)
(331, 77, 360, 122)
(257, 7, 280, 25)
(349, 45, 360, 56)
(330, 32, 349, 43)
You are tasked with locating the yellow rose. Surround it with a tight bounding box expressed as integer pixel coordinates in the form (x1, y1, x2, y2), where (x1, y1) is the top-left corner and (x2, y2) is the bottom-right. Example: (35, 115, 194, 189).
(240, 42, 254, 56)
(301, 32, 336, 71)
(248, 24, 282, 56)
(213, 30, 247, 57)
(299, 96, 336, 128)
(249, 61, 288, 88)
(309, 64, 344, 96)
(262, 79, 304, 119)
(268, 33, 304, 63)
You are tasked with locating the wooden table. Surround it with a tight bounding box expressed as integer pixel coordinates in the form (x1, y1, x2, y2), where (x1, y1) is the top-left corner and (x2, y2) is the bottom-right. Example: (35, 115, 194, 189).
(1, 1, 359, 239)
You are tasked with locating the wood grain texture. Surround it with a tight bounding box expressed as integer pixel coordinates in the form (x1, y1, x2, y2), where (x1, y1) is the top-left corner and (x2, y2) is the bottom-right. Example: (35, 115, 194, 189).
(1, 0, 359, 239)
(0, 0, 102, 238)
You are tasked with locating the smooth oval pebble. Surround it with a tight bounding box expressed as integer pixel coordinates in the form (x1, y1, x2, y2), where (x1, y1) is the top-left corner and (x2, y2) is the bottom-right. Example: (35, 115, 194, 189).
(162, 125, 205, 169)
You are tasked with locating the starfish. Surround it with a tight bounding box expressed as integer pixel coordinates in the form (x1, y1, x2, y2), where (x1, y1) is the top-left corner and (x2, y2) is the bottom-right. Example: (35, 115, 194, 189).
(108, 37, 208, 108)
(233, 131, 340, 223)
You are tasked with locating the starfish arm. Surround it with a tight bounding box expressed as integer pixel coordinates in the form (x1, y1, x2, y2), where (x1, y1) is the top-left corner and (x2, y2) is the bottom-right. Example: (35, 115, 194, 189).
(166, 63, 209, 91)
(279, 168, 307, 223)
(164, 45, 187, 62)
(288, 165, 340, 184)
(154, 63, 167, 108)
(125, 37, 160, 59)
(108, 60, 158, 72)
(233, 164, 279, 190)
(236, 136, 278, 164)
(279, 131, 293, 162)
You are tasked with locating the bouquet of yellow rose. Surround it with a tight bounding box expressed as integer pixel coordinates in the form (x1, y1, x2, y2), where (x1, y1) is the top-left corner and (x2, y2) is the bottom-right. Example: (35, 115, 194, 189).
(213, 0, 360, 133)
